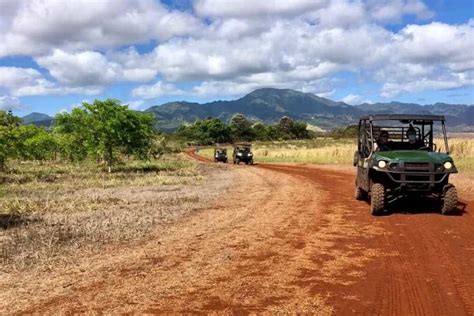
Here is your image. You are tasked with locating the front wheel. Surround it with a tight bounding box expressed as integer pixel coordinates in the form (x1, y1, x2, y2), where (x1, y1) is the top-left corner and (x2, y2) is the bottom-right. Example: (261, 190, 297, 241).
(441, 184, 458, 215)
(370, 183, 385, 215)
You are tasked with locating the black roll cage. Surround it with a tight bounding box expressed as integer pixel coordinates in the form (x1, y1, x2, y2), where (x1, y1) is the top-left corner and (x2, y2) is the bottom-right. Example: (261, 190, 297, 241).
(358, 115, 450, 157)
(214, 148, 227, 154)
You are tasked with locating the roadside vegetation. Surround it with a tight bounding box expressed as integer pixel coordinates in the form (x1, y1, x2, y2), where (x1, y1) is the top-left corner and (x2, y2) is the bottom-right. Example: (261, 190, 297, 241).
(0, 100, 230, 271)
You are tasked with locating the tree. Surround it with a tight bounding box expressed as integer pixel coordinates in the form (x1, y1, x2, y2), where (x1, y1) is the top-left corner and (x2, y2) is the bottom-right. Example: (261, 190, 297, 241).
(277, 116, 293, 140)
(177, 118, 231, 145)
(54, 107, 94, 162)
(15, 125, 57, 162)
(23, 128, 57, 162)
(276, 116, 310, 140)
(54, 99, 156, 170)
(291, 121, 310, 139)
(253, 122, 269, 140)
(0, 111, 21, 171)
(230, 113, 255, 142)
(330, 125, 358, 138)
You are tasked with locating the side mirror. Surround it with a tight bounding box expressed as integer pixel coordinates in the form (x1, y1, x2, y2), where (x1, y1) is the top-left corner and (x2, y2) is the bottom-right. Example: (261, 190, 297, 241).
(353, 151, 358, 167)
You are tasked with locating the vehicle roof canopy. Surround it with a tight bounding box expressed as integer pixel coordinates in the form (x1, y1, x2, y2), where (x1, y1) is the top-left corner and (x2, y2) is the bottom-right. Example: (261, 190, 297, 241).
(359, 114, 445, 122)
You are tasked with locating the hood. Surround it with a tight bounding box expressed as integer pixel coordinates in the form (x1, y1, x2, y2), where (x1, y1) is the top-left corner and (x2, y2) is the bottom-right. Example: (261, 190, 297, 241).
(373, 150, 453, 163)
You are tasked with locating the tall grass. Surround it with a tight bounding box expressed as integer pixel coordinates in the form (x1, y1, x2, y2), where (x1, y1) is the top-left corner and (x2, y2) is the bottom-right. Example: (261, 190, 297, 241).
(446, 138, 474, 171)
(199, 137, 474, 171)
(254, 139, 355, 164)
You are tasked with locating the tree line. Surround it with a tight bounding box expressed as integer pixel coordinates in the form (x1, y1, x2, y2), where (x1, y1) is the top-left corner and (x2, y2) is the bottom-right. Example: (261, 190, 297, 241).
(176, 114, 312, 145)
(1, 100, 315, 171)
(0, 99, 159, 171)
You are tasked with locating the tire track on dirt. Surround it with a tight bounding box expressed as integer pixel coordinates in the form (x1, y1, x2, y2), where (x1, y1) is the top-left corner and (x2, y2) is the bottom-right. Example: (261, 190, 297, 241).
(259, 163, 474, 315)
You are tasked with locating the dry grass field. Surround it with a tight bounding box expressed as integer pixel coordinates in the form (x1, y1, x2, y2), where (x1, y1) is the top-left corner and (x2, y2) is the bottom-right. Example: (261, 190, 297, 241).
(200, 137, 474, 171)
(0, 155, 233, 271)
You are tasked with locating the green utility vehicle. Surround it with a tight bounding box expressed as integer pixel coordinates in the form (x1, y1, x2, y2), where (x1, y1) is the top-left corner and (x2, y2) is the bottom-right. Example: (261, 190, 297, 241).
(354, 115, 458, 215)
(233, 143, 254, 165)
(214, 147, 228, 163)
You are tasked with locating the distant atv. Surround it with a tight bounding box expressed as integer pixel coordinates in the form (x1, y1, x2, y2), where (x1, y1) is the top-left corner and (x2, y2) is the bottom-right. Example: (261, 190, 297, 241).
(214, 147, 228, 163)
(233, 143, 254, 165)
(354, 114, 458, 215)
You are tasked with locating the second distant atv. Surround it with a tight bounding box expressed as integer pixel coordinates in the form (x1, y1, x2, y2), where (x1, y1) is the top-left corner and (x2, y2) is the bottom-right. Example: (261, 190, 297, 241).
(233, 143, 254, 165)
(214, 147, 228, 163)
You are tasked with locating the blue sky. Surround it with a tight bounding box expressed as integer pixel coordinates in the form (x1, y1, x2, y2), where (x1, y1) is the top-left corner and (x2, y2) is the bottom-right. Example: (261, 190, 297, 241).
(0, 0, 472, 117)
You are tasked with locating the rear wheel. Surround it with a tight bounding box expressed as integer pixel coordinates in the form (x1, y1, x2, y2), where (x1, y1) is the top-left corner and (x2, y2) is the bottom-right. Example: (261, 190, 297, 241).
(370, 183, 385, 215)
(441, 184, 458, 215)
(355, 186, 366, 201)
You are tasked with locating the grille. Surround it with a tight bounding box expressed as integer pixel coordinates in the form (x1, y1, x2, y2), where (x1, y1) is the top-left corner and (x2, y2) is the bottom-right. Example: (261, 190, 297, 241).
(405, 162, 430, 172)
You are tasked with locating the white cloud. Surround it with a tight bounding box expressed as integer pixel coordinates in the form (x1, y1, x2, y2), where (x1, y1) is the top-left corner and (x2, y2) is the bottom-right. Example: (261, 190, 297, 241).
(36, 50, 121, 86)
(14, 84, 102, 97)
(0, 0, 472, 101)
(194, 0, 327, 18)
(0, 95, 23, 111)
(393, 22, 474, 70)
(309, 0, 366, 28)
(381, 72, 474, 98)
(0, 66, 103, 97)
(368, 0, 433, 23)
(0, 67, 43, 88)
(125, 100, 146, 110)
(131, 81, 184, 99)
(314, 89, 336, 98)
(0, 0, 203, 57)
(341, 94, 362, 105)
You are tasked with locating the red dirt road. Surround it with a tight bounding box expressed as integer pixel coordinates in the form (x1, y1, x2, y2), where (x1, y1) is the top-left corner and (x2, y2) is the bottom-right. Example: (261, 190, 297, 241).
(3, 152, 473, 314)
(259, 163, 474, 315)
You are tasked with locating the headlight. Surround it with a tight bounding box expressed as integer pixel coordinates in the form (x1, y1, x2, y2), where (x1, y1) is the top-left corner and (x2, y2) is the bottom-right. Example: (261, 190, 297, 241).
(237, 152, 242, 156)
(378, 160, 387, 168)
(248, 153, 253, 156)
(443, 161, 453, 169)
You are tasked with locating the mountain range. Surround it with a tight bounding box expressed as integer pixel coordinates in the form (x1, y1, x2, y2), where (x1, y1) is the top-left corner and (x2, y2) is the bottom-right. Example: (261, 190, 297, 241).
(21, 88, 474, 132)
